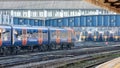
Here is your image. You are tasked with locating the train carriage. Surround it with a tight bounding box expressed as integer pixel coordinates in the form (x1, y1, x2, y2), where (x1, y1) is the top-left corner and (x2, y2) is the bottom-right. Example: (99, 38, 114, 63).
(49, 27, 68, 49)
(13, 26, 49, 51)
(49, 27, 75, 49)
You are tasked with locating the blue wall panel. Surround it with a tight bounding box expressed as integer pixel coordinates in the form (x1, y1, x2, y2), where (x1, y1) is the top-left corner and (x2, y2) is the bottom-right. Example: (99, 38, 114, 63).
(49, 19, 53, 26)
(51, 19, 57, 27)
(74, 17, 80, 27)
(33, 20, 43, 26)
(109, 15, 116, 27)
(45, 20, 50, 26)
(18, 18, 24, 25)
(13, 15, 120, 27)
(92, 16, 97, 27)
(68, 17, 74, 27)
(63, 18, 68, 27)
(80, 16, 86, 27)
(38, 20, 44, 26)
(116, 15, 120, 27)
(97, 15, 103, 26)
(86, 16, 92, 27)
(24, 18, 29, 25)
(57, 19, 63, 27)
(34, 19, 39, 26)
(29, 19, 34, 26)
(13, 17, 19, 25)
(103, 15, 109, 26)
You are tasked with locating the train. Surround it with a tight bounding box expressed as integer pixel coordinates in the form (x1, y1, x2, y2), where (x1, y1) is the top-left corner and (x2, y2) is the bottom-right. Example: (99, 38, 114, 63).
(0, 25, 76, 55)
(74, 27, 120, 42)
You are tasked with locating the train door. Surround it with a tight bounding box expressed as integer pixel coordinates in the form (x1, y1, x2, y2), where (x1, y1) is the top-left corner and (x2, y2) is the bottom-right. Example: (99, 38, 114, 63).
(22, 29, 27, 46)
(56, 30, 60, 44)
(68, 30, 71, 43)
(38, 29, 43, 45)
(0, 29, 2, 46)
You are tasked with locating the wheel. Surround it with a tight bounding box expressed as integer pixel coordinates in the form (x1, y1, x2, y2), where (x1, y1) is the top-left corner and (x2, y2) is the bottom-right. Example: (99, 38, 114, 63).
(60, 44, 64, 50)
(38, 45, 42, 52)
(38, 45, 46, 52)
(47, 45, 50, 51)
(43, 45, 48, 51)
(67, 44, 72, 49)
(30, 46, 34, 52)
(50, 44, 56, 50)
(13, 46, 20, 55)
(2, 47, 8, 56)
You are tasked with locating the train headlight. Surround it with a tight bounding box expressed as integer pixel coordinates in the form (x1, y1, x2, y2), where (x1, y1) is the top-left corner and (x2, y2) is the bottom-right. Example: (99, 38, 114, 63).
(81, 36, 86, 40)
(94, 36, 97, 41)
(104, 36, 107, 39)
(83, 36, 85, 39)
(94, 36, 97, 39)
(104, 36, 107, 41)
(115, 36, 118, 39)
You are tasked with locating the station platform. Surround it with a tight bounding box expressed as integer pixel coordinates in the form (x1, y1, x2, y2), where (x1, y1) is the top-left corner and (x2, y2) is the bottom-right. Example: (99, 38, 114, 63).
(96, 57, 120, 68)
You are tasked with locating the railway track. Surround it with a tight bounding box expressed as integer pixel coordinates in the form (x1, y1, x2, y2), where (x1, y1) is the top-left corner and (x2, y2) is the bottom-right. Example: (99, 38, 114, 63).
(83, 52, 120, 68)
(0, 45, 119, 68)
(59, 50, 120, 68)
(0, 42, 102, 56)
(0, 42, 118, 57)
(9, 50, 120, 68)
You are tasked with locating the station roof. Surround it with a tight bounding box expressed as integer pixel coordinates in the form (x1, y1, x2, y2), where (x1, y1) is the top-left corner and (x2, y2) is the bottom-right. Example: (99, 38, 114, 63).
(0, 0, 102, 9)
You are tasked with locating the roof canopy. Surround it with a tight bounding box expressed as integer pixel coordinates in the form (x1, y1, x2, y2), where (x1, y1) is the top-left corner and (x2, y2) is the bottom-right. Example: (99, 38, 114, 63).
(0, 0, 101, 9)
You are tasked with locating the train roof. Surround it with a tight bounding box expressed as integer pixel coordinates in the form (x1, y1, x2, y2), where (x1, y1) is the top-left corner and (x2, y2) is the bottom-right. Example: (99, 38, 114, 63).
(48, 27, 66, 31)
(13, 26, 48, 30)
(0, 25, 12, 29)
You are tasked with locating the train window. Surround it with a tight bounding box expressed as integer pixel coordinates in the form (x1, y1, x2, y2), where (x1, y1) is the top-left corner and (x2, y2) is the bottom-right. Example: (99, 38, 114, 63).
(60, 32, 67, 38)
(52, 32, 56, 38)
(14, 30, 18, 37)
(56, 30, 60, 38)
(43, 33, 47, 39)
(2, 31, 10, 41)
